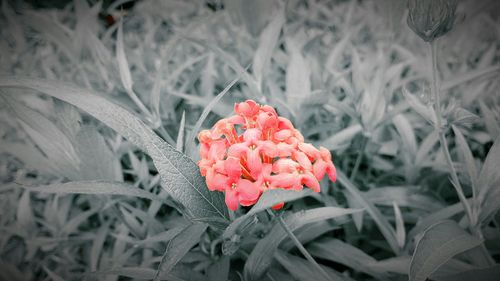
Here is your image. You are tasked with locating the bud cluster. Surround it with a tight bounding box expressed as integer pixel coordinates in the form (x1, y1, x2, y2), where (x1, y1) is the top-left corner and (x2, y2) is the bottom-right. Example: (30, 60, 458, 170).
(407, 0, 458, 42)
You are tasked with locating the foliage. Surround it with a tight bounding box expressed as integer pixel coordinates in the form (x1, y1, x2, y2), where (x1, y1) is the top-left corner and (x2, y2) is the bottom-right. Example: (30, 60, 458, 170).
(0, 0, 499, 280)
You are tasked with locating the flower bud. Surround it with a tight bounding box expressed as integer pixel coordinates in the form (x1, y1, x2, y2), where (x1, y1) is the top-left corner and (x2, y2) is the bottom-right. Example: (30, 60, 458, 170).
(407, 0, 458, 42)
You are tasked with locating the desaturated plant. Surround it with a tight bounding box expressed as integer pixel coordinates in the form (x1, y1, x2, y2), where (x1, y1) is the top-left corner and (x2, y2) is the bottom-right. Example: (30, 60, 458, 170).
(0, 0, 499, 281)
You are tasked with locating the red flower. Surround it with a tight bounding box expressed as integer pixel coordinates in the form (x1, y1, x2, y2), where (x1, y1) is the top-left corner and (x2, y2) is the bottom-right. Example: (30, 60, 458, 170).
(197, 99, 336, 211)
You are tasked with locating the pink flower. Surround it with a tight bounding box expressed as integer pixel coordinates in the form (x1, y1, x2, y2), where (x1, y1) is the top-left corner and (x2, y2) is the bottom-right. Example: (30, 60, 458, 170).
(197, 99, 337, 211)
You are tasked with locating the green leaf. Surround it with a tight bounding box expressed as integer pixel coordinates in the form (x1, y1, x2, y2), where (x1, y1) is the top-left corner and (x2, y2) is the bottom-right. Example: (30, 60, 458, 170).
(345, 192, 364, 231)
(321, 123, 363, 150)
(182, 37, 261, 97)
(478, 136, 500, 223)
(393, 201, 406, 248)
(43, 267, 66, 281)
(402, 87, 436, 125)
(0, 77, 229, 225)
(253, 7, 284, 89)
(90, 223, 109, 272)
(369, 255, 477, 277)
(451, 125, 478, 192)
(337, 170, 400, 254)
(207, 256, 230, 281)
(308, 239, 384, 279)
(478, 101, 500, 140)
(75, 125, 118, 181)
(134, 226, 186, 246)
(441, 64, 500, 91)
(244, 207, 362, 280)
(60, 205, 101, 235)
(226, 0, 275, 37)
(280, 221, 339, 251)
(116, 20, 133, 93)
(0, 141, 57, 175)
(325, 33, 351, 74)
(184, 73, 240, 155)
(222, 189, 313, 240)
(285, 37, 311, 112)
(415, 130, 439, 165)
(407, 201, 465, 240)
(364, 186, 444, 211)
(393, 114, 417, 156)
(97, 265, 205, 281)
(409, 220, 483, 281)
(437, 264, 500, 281)
(274, 250, 349, 281)
(154, 223, 207, 280)
(17, 190, 35, 232)
(18, 180, 160, 202)
(3, 96, 80, 179)
(176, 111, 186, 152)
(368, 255, 410, 275)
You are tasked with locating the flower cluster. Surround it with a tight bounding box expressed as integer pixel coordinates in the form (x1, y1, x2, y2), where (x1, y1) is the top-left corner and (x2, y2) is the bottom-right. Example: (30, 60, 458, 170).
(197, 100, 336, 211)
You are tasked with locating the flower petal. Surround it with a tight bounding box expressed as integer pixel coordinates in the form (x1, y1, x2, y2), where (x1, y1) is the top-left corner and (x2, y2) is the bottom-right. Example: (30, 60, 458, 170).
(227, 143, 248, 158)
(278, 116, 294, 130)
(237, 179, 261, 205)
(224, 156, 242, 179)
(271, 173, 300, 189)
(235, 100, 259, 117)
(312, 159, 327, 180)
(206, 169, 229, 191)
(274, 129, 292, 141)
(298, 142, 320, 159)
(276, 142, 294, 157)
(257, 111, 278, 130)
(272, 202, 285, 210)
(294, 151, 312, 171)
(319, 147, 332, 161)
(273, 159, 298, 174)
(225, 188, 239, 211)
(209, 140, 228, 160)
(243, 128, 262, 144)
(301, 173, 320, 192)
(247, 148, 263, 179)
(198, 130, 213, 143)
(327, 163, 337, 182)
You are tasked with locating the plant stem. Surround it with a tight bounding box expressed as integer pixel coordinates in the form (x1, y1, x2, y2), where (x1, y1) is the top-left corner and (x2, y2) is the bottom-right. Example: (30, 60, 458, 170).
(269, 210, 330, 281)
(428, 41, 474, 228)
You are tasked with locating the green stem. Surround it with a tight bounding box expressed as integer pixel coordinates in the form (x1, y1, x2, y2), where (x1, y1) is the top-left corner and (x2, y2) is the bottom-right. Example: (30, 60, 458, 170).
(269, 210, 330, 281)
(428, 41, 474, 228)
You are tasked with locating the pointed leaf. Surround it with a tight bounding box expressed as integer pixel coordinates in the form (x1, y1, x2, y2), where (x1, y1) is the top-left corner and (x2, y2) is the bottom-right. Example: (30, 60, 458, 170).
(308, 239, 384, 279)
(154, 223, 207, 279)
(437, 264, 500, 281)
(253, 8, 284, 88)
(274, 250, 347, 281)
(409, 220, 483, 281)
(452, 125, 478, 192)
(176, 111, 186, 152)
(393, 201, 406, 248)
(185, 73, 240, 155)
(321, 124, 362, 150)
(337, 170, 400, 254)
(0, 77, 229, 225)
(18, 180, 160, 202)
(116, 21, 133, 93)
(207, 256, 230, 281)
(244, 207, 362, 280)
